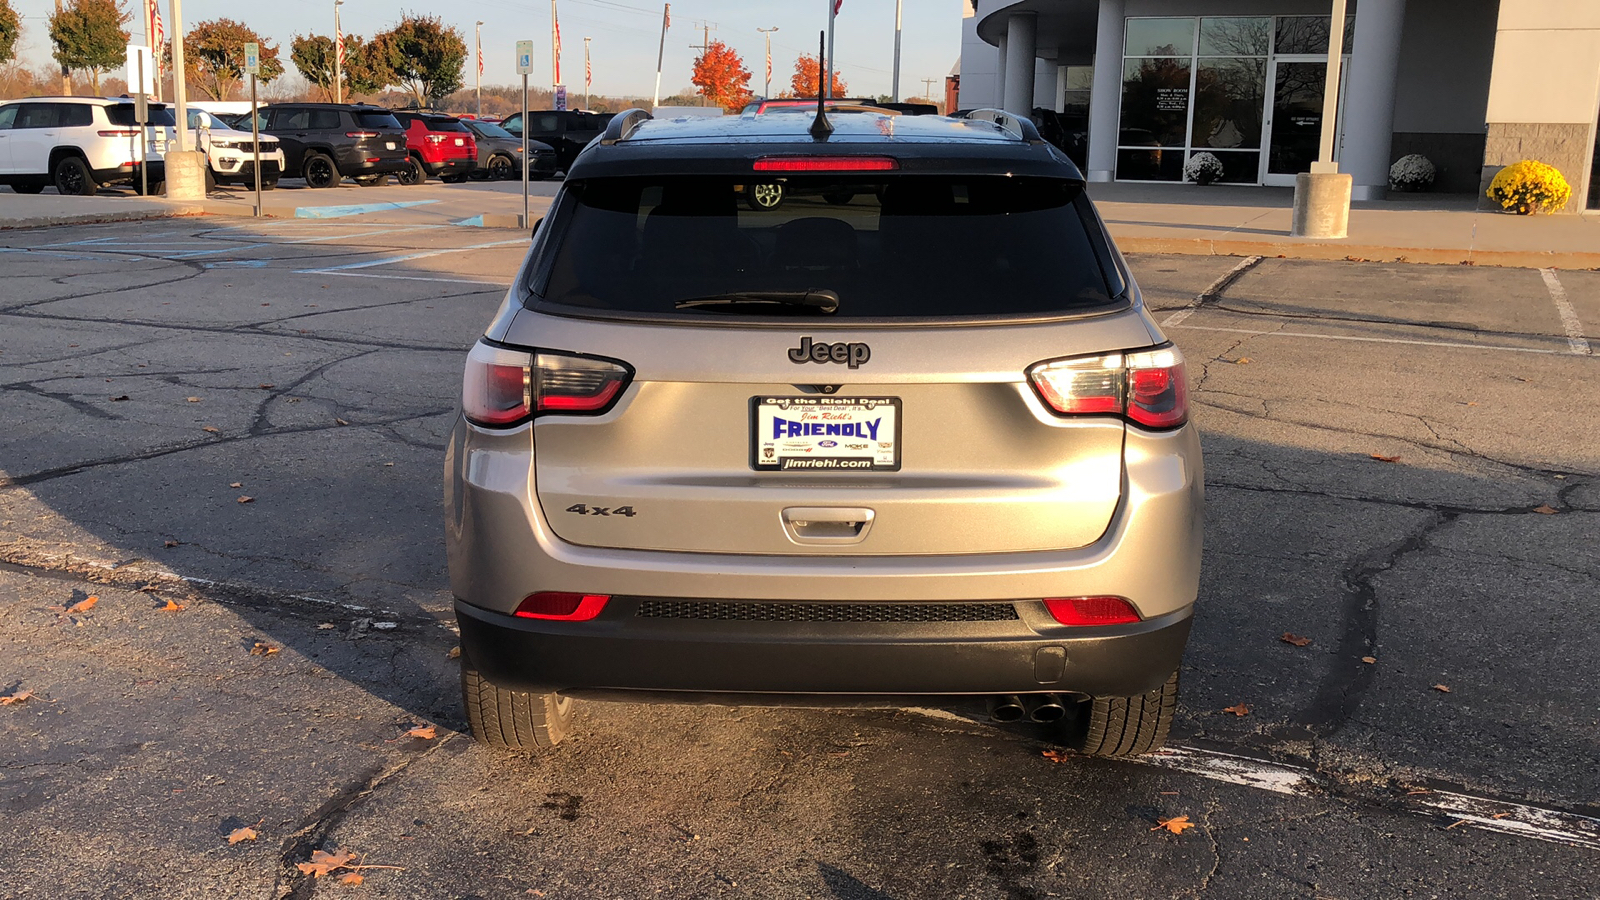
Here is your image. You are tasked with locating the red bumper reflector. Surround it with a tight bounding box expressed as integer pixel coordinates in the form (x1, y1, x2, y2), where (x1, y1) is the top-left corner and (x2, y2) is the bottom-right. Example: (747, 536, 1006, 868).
(753, 155, 898, 172)
(514, 592, 610, 621)
(1042, 596, 1141, 626)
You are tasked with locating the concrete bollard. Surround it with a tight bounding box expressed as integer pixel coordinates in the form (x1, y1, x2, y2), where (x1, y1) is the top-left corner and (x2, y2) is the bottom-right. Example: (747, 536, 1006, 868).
(1291, 171, 1352, 239)
(163, 150, 209, 202)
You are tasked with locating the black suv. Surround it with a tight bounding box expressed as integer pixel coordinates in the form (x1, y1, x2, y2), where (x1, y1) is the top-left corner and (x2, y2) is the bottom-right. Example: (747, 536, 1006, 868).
(253, 103, 409, 188)
(499, 109, 614, 173)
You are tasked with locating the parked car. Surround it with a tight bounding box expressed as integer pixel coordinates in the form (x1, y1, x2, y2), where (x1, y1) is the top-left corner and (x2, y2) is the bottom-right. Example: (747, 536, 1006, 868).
(391, 111, 477, 185)
(186, 108, 285, 190)
(498, 109, 614, 172)
(461, 118, 557, 181)
(0, 96, 174, 195)
(250, 103, 409, 188)
(445, 109, 1203, 756)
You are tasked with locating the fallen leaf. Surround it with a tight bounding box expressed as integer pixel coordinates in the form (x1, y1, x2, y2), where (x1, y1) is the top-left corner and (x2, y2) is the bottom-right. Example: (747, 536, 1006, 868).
(237, 496, 254, 504)
(296, 848, 358, 877)
(447, 646, 461, 659)
(229, 482, 242, 488)
(1153, 815, 1196, 835)
(259, 383, 276, 389)
(67, 595, 98, 614)
(1222, 703, 1251, 717)
(1361, 656, 1377, 664)
(164, 540, 180, 548)
(336, 418, 350, 426)
(159, 599, 186, 611)
(339, 872, 364, 885)
(0, 689, 33, 706)
(1040, 749, 1071, 764)
(110, 395, 130, 401)
(227, 826, 258, 845)
(405, 724, 438, 740)
(1280, 632, 1312, 647)
(186, 397, 201, 403)
(1446, 818, 1469, 830)
(1492, 812, 1511, 820)
(202, 426, 220, 433)
(1369, 453, 1402, 463)
(1232, 357, 1252, 365)
(1433, 684, 1451, 693)
(1532, 505, 1559, 515)
(317, 622, 337, 630)
(250, 642, 279, 656)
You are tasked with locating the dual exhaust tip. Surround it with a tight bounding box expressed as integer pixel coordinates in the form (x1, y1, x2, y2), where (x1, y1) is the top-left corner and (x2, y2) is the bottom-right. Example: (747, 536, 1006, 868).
(988, 694, 1067, 724)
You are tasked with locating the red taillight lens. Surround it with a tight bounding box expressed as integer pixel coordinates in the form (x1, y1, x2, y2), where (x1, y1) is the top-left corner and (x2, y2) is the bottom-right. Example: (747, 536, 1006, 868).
(753, 155, 899, 172)
(514, 592, 610, 620)
(1027, 347, 1188, 429)
(1042, 596, 1141, 626)
(346, 131, 380, 138)
(98, 129, 139, 137)
(462, 342, 632, 427)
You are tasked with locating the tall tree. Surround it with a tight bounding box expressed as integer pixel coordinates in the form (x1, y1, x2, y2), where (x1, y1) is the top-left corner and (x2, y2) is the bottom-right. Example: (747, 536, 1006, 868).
(788, 54, 846, 99)
(48, 0, 129, 94)
(0, 0, 21, 66)
(291, 32, 390, 100)
(184, 18, 282, 100)
(690, 40, 752, 113)
(372, 15, 465, 107)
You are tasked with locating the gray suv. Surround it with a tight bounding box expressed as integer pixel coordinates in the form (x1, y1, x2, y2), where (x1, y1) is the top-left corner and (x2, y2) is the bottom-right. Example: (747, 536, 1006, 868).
(445, 108, 1203, 756)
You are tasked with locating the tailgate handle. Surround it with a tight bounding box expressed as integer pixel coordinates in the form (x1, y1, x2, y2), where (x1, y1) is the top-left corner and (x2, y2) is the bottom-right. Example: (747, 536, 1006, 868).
(782, 507, 874, 544)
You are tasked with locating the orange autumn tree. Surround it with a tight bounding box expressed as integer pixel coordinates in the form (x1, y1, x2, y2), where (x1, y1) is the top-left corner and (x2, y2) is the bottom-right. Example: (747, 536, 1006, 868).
(691, 40, 752, 112)
(789, 54, 846, 99)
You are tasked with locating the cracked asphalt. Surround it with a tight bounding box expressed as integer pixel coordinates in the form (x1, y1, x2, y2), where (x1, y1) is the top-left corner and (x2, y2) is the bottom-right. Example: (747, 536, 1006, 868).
(1, 220, 1597, 899)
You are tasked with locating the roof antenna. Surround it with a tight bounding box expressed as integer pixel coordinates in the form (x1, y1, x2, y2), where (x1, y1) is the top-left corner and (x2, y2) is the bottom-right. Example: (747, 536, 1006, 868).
(810, 30, 833, 140)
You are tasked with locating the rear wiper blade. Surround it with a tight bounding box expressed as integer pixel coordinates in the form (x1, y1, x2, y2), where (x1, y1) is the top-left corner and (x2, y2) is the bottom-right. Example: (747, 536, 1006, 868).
(674, 290, 839, 314)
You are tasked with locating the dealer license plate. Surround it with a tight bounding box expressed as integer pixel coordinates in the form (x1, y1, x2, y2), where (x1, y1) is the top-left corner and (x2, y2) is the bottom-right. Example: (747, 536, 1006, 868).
(454, 138, 465, 146)
(752, 397, 900, 471)
(385, 142, 396, 150)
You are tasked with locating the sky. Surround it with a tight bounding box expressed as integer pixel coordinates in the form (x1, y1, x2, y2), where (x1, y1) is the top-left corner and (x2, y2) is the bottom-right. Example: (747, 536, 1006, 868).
(6, 0, 965, 99)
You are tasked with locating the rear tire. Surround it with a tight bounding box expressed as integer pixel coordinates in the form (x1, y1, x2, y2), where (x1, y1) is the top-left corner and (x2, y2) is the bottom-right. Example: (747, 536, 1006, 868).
(52, 156, 97, 196)
(303, 153, 341, 188)
(487, 154, 514, 180)
(461, 663, 573, 750)
(397, 157, 428, 186)
(1066, 670, 1179, 758)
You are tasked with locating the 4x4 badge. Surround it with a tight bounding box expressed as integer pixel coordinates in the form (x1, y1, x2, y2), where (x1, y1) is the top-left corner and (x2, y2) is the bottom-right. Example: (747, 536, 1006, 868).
(787, 337, 870, 369)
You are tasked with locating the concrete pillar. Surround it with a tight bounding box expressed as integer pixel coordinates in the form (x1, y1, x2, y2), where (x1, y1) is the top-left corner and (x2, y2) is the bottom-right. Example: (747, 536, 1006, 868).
(164, 150, 209, 201)
(1002, 13, 1037, 116)
(995, 33, 1008, 109)
(1291, 171, 1352, 238)
(1342, 0, 1408, 200)
(1086, 0, 1125, 182)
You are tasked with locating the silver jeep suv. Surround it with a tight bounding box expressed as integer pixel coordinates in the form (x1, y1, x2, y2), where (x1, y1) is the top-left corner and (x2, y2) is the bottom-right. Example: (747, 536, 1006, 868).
(445, 108, 1203, 756)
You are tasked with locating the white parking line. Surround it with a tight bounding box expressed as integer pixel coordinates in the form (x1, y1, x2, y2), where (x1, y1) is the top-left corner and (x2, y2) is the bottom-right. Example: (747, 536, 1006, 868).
(1169, 323, 1563, 356)
(1162, 255, 1262, 328)
(308, 270, 510, 287)
(293, 238, 527, 274)
(1539, 269, 1592, 355)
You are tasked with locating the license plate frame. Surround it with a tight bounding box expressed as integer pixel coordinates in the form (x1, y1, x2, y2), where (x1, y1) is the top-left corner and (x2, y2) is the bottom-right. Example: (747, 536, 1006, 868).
(750, 396, 901, 472)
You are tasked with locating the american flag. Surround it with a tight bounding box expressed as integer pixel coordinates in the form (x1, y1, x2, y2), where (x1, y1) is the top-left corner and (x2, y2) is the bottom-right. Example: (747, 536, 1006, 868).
(585, 46, 591, 92)
(554, 11, 562, 83)
(336, 30, 346, 70)
(478, 45, 484, 78)
(145, 0, 164, 89)
(664, 4, 670, 30)
(765, 45, 771, 86)
(835, 0, 843, 13)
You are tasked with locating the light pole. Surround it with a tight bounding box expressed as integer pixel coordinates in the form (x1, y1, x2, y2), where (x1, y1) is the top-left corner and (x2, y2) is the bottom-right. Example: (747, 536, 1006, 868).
(757, 26, 777, 98)
(333, 0, 344, 104)
(476, 21, 483, 117)
(891, 0, 902, 102)
(169, 0, 188, 150)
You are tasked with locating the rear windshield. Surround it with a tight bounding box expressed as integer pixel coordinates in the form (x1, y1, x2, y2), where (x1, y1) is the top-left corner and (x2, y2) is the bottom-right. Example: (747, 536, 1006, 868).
(426, 116, 469, 132)
(534, 175, 1122, 321)
(355, 111, 402, 130)
(106, 105, 177, 126)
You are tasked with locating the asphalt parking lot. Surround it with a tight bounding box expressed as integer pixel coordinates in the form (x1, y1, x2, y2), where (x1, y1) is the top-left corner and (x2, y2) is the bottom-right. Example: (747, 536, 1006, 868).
(0, 219, 1596, 899)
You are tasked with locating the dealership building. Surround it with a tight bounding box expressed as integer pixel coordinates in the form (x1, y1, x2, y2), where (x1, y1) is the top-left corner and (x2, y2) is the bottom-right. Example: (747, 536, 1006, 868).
(957, 0, 1600, 211)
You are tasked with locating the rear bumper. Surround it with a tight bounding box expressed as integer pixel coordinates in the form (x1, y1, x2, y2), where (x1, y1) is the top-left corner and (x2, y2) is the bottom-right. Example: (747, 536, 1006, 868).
(456, 597, 1192, 697)
(423, 157, 477, 176)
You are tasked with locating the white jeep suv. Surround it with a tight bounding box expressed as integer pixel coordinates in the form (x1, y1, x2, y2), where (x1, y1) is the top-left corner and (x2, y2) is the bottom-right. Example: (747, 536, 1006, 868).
(0, 97, 176, 196)
(186, 109, 286, 190)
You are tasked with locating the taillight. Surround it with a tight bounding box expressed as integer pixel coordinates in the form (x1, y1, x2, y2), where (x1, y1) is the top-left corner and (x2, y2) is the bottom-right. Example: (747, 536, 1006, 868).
(98, 129, 139, 137)
(346, 130, 380, 138)
(426, 134, 445, 143)
(753, 156, 898, 172)
(514, 592, 609, 620)
(462, 342, 632, 427)
(1042, 596, 1141, 626)
(1027, 346, 1187, 429)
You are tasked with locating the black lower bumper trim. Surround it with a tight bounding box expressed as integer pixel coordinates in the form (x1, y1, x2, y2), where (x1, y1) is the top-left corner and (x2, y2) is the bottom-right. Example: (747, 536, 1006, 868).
(455, 598, 1192, 698)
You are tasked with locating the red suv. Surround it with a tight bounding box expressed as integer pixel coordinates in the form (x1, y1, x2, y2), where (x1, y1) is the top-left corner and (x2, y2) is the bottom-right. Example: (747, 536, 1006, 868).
(392, 112, 477, 185)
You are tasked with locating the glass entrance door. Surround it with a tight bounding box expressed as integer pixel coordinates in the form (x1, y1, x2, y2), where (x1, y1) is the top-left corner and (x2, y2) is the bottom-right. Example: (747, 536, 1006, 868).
(1262, 57, 1347, 186)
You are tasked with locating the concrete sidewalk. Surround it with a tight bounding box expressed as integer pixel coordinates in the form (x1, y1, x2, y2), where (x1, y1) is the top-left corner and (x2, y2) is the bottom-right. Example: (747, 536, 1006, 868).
(0, 193, 205, 229)
(1092, 183, 1600, 269)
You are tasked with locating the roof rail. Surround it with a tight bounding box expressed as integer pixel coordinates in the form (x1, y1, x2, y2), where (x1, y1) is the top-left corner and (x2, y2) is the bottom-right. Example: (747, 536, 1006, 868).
(960, 108, 1043, 143)
(600, 108, 653, 145)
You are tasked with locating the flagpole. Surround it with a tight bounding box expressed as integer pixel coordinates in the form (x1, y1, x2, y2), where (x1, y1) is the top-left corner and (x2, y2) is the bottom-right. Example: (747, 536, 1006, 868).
(652, 3, 669, 109)
(551, 0, 559, 91)
(825, 0, 836, 99)
(891, 0, 902, 102)
(333, 0, 343, 104)
(758, 26, 777, 98)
